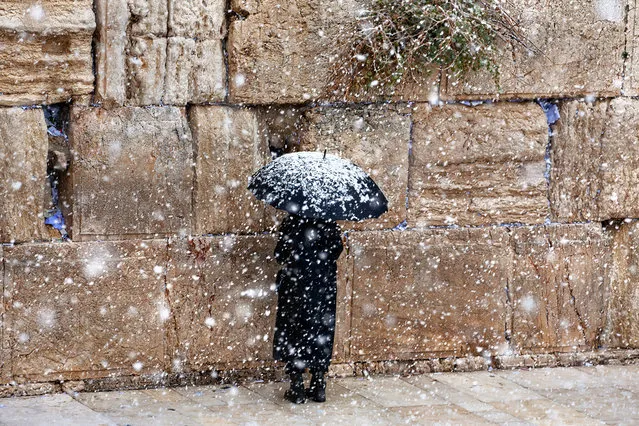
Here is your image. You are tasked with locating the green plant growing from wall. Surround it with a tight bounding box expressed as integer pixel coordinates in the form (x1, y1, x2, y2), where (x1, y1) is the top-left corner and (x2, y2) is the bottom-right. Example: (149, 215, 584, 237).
(330, 0, 529, 98)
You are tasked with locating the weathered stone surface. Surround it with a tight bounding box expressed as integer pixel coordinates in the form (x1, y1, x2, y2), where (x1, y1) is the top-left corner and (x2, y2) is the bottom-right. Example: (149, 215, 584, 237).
(509, 224, 610, 352)
(165, 236, 279, 371)
(3, 240, 168, 382)
(551, 99, 639, 222)
(164, 38, 226, 106)
(298, 106, 411, 230)
(62, 107, 193, 240)
(348, 228, 511, 361)
(228, 0, 360, 104)
(0, 1, 95, 106)
(127, 36, 168, 106)
(190, 106, 276, 235)
(228, 0, 441, 104)
(409, 103, 548, 227)
(95, 0, 225, 106)
(94, 0, 169, 105)
(443, 0, 626, 100)
(0, 108, 48, 243)
(605, 220, 639, 348)
(128, 0, 169, 36)
(168, 0, 226, 38)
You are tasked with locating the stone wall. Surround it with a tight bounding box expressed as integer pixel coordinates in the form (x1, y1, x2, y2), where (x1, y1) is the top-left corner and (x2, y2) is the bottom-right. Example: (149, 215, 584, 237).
(2, 0, 639, 392)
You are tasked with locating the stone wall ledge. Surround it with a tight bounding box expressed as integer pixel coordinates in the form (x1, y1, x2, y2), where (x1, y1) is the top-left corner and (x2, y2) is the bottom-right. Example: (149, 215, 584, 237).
(1, 350, 637, 398)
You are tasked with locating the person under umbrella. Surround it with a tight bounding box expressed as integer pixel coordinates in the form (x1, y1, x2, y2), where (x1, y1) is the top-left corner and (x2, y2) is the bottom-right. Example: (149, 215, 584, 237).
(248, 151, 387, 404)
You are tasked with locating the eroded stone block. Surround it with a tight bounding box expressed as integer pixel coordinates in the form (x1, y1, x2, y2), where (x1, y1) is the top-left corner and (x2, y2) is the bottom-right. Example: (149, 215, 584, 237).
(228, 0, 441, 104)
(165, 236, 279, 371)
(168, 0, 226, 38)
(348, 228, 511, 361)
(190, 106, 276, 235)
(443, 0, 625, 100)
(62, 107, 193, 240)
(128, 0, 169, 36)
(164, 38, 226, 105)
(409, 102, 548, 227)
(0, 108, 48, 243)
(3, 240, 168, 382)
(298, 106, 411, 230)
(127, 37, 168, 106)
(95, 0, 226, 106)
(509, 224, 609, 352)
(550, 99, 639, 222)
(0, 1, 95, 106)
(605, 220, 639, 348)
(228, 0, 359, 104)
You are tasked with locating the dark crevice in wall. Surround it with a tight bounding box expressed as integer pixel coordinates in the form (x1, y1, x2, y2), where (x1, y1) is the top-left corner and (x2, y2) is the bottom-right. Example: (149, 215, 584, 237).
(186, 105, 199, 236)
(621, 1, 633, 95)
(504, 277, 513, 347)
(155, 95, 639, 111)
(43, 103, 71, 240)
(538, 99, 560, 226)
(161, 1, 172, 106)
(394, 105, 414, 232)
(90, 0, 99, 106)
(223, 0, 232, 104)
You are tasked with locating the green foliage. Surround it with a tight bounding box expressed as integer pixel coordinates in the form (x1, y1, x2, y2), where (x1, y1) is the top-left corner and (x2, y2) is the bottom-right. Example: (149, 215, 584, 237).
(331, 0, 525, 97)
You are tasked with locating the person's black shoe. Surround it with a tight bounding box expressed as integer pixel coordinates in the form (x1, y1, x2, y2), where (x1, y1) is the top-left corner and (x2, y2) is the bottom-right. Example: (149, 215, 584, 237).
(307, 371, 326, 402)
(285, 372, 306, 404)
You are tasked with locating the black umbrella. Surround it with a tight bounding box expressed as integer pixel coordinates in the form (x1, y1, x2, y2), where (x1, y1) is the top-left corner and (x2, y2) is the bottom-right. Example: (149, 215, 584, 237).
(248, 151, 388, 221)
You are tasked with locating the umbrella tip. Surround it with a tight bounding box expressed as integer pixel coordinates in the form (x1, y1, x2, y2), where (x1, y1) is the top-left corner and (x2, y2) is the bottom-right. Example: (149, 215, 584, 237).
(323, 149, 327, 159)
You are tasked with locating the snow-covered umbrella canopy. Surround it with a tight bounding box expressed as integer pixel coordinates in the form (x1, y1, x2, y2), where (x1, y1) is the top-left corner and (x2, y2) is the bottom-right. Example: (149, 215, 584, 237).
(248, 152, 388, 221)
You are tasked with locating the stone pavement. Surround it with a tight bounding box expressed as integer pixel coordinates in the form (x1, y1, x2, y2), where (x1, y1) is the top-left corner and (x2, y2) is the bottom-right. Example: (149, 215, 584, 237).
(0, 365, 638, 425)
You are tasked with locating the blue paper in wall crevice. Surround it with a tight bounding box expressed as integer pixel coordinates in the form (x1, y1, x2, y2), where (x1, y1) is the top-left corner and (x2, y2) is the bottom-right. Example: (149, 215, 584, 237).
(539, 100, 560, 126)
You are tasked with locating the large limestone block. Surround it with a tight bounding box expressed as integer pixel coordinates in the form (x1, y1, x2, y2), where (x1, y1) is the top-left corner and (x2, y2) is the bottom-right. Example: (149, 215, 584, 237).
(409, 103, 548, 227)
(164, 38, 226, 106)
(443, 0, 626, 100)
(127, 0, 169, 36)
(348, 228, 511, 361)
(298, 106, 411, 230)
(62, 107, 193, 240)
(551, 98, 639, 222)
(165, 236, 279, 371)
(3, 240, 168, 382)
(228, 0, 441, 104)
(95, 0, 226, 106)
(127, 36, 168, 106)
(605, 220, 639, 348)
(228, 0, 355, 104)
(509, 224, 610, 352)
(190, 106, 276, 235)
(0, 108, 48, 243)
(0, 1, 95, 106)
(168, 0, 226, 38)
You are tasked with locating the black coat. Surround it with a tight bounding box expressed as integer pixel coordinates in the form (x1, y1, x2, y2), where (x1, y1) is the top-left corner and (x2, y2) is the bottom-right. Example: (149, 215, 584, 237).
(272, 215, 343, 373)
